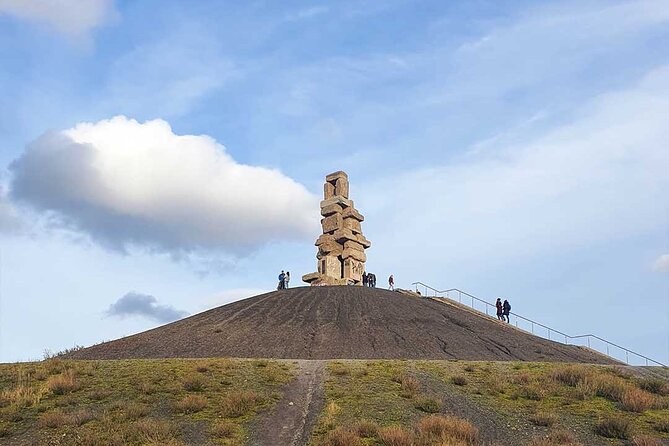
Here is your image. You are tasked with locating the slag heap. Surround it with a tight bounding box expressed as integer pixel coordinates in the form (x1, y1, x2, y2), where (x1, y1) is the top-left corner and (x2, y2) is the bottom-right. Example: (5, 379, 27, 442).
(302, 171, 371, 286)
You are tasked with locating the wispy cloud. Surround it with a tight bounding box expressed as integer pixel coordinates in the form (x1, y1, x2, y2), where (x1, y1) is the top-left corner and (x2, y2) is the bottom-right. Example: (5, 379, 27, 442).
(0, 0, 117, 37)
(106, 292, 188, 323)
(653, 255, 669, 273)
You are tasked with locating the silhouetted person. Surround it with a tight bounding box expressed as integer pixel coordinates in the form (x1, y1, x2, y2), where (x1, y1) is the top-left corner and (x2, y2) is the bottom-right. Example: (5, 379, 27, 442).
(362, 272, 368, 287)
(503, 299, 511, 323)
(388, 274, 394, 291)
(496, 298, 504, 321)
(285, 271, 290, 289)
(278, 271, 285, 290)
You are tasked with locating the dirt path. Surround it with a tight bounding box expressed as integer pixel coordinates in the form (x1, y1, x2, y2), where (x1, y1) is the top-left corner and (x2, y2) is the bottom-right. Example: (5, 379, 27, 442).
(249, 360, 325, 446)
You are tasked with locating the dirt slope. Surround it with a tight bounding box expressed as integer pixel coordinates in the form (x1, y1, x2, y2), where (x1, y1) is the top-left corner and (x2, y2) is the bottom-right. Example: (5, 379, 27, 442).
(68, 286, 614, 363)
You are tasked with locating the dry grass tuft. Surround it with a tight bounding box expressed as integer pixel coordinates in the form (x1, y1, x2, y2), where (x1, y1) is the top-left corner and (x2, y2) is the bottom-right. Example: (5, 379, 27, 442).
(414, 395, 442, 413)
(619, 388, 655, 412)
(451, 375, 468, 386)
(210, 420, 236, 438)
(46, 369, 79, 395)
(637, 378, 669, 396)
(551, 365, 591, 387)
(594, 416, 631, 439)
(196, 365, 209, 373)
(173, 394, 207, 414)
(377, 425, 413, 446)
(133, 418, 179, 443)
(416, 414, 479, 445)
(323, 427, 362, 446)
(353, 420, 378, 437)
(529, 412, 557, 427)
(182, 374, 205, 391)
(38, 410, 70, 428)
(527, 429, 582, 446)
(124, 402, 149, 420)
(220, 390, 259, 417)
(400, 375, 420, 398)
(631, 435, 663, 446)
(0, 384, 42, 408)
(330, 362, 351, 376)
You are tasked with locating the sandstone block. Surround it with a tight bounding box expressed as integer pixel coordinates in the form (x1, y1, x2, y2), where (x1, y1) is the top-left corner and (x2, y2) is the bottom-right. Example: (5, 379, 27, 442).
(321, 213, 343, 233)
(325, 171, 348, 183)
(324, 181, 335, 199)
(342, 207, 364, 221)
(319, 255, 342, 278)
(343, 217, 362, 234)
(335, 177, 349, 198)
(320, 196, 353, 210)
(315, 234, 335, 246)
(318, 240, 343, 256)
(356, 234, 371, 248)
(343, 258, 364, 282)
(344, 240, 364, 251)
(332, 228, 357, 243)
(320, 203, 344, 217)
(342, 247, 366, 262)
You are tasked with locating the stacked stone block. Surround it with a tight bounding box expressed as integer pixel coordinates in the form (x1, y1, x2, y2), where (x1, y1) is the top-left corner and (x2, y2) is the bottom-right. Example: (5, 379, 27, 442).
(302, 171, 371, 286)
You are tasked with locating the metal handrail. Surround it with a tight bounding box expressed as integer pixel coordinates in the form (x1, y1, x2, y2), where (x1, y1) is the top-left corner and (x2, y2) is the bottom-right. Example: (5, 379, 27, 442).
(411, 281, 667, 368)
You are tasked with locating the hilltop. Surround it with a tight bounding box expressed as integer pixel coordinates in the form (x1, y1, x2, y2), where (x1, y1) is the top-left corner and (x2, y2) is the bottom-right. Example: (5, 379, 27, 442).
(67, 286, 613, 363)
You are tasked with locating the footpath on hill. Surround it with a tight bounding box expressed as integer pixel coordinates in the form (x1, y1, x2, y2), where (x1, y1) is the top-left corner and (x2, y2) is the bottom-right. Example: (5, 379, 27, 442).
(249, 360, 325, 446)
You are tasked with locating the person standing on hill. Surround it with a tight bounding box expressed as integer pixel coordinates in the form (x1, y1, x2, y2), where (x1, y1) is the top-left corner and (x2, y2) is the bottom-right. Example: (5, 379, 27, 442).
(362, 272, 368, 287)
(496, 298, 504, 321)
(278, 271, 285, 290)
(388, 274, 395, 291)
(285, 271, 290, 289)
(502, 299, 511, 323)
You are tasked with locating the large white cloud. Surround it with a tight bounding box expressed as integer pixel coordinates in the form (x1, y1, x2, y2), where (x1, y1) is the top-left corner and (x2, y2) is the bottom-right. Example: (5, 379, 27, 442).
(0, 0, 116, 36)
(10, 116, 319, 254)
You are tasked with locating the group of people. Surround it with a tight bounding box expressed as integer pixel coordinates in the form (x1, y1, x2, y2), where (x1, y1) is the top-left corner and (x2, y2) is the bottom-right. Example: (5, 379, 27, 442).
(277, 270, 290, 290)
(496, 298, 511, 322)
(361, 272, 378, 287)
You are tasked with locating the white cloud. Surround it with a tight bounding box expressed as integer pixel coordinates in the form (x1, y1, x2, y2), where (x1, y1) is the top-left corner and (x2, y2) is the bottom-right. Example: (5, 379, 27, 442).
(363, 64, 669, 270)
(10, 116, 319, 255)
(653, 255, 669, 273)
(0, 0, 117, 36)
(0, 185, 20, 233)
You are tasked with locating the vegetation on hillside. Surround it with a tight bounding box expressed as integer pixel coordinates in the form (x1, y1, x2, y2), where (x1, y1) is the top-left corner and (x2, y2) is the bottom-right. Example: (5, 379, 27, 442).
(310, 361, 669, 446)
(0, 358, 294, 445)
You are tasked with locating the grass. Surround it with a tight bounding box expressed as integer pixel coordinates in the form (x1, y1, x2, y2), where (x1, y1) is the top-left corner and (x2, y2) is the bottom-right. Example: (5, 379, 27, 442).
(0, 358, 294, 444)
(594, 416, 631, 439)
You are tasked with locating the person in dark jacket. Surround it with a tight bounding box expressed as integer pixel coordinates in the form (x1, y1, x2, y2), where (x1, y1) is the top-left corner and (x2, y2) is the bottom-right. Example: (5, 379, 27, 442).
(278, 271, 285, 290)
(362, 272, 368, 287)
(502, 299, 511, 323)
(496, 298, 504, 321)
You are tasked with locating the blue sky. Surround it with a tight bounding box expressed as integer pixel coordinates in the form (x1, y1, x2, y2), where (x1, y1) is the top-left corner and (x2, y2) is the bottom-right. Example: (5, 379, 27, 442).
(0, 0, 667, 364)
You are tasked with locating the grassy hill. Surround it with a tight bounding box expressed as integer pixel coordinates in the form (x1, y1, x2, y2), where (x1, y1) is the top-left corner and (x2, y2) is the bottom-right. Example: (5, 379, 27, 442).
(1, 358, 667, 446)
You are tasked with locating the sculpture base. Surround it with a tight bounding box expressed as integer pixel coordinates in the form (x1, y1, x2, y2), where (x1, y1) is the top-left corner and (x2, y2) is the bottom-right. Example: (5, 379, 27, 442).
(302, 272, 359, 286)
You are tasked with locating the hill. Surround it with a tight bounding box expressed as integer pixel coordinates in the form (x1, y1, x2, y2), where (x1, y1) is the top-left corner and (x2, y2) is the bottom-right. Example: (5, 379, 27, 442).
(67, 286, 614, 363)
(1, 358, 667, 445)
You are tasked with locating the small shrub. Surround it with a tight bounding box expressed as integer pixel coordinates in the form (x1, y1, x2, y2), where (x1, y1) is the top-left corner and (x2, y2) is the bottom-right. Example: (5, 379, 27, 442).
(551, 365, 590, 387)
(173, 394, 207, 414)
(377, 425, 413, 446)
(594, 416, 631, 439)
(416, 414, 479, 445)
(0, 384, 42, 408)
(594, 375, 627, 401)
(513, 372, 532, 385)
(124, 402, 149, 420)
(220, 390, 259, 417)
(400, 375, 420, 398)
(637, 378, 669, 396)
(211, 421, 236, 438)
(451, 375, 468, 386)
(512, 384, 543, 401)
(323, 427, 362, 446)
(196, 365, 209, 373)
(414, 396, 442, 413)
(353, 420, 378, 437)
(88, 389, 110, 401)
(71, 409, 96, 426)
(463, 365, 475, 373)
(631, 435, 662, 446)
(133, 418, 178, 442)
(182, 375, 205, 392)
(619, 388, 655, 412)
(529, 412, 557, 427)
(39, 410, 70, 428)
(46, 369, 79, 395)
(253, 359, 268, 368)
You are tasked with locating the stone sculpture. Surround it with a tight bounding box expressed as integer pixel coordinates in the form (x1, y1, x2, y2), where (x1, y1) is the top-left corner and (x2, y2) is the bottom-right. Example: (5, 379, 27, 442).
(302, 171, 371, 286)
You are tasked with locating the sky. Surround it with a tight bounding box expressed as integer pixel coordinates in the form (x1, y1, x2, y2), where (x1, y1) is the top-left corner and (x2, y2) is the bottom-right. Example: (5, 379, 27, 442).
(0, 0, 667, 364)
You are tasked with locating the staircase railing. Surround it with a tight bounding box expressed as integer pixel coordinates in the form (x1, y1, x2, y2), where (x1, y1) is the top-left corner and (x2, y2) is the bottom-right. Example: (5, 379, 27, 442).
(411, 281, 667, 368)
